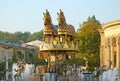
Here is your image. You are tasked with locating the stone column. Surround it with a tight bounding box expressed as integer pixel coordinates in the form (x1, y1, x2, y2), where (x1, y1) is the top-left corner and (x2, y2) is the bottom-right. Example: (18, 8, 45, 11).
(106, 46, 109, 67)
(100, 46, 103, 66)
(117, 44, 119, 68)
(104, 47, 107, 66)
(111, 45, 114, 69)
(108, 46, 111, 68)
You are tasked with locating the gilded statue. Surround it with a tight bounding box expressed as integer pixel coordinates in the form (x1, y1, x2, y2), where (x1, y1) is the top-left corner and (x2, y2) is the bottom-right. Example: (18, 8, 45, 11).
(57, 9, 75, 35)
(43, 9, 53, 31)
(57, 9, 66, 26)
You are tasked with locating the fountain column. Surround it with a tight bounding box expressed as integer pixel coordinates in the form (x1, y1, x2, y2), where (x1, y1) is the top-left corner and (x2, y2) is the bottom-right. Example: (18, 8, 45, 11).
(47, 53, 51, 72)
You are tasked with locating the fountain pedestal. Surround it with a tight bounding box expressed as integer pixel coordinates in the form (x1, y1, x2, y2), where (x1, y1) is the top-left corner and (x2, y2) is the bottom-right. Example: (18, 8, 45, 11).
(83, 73, 92, 81)
(43, 72, 57, 81)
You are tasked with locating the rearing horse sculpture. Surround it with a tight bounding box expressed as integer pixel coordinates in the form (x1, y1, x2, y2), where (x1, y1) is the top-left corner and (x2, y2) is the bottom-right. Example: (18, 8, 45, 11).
(43, 9, 54, 32)
(57, 9, 75, 35)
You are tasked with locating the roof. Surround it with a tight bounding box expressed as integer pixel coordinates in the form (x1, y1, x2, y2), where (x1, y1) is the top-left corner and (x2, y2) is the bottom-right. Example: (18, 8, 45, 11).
(0, 40, 20, 47)
(22, 40, 42, 48)
(102, 20, 120, 29)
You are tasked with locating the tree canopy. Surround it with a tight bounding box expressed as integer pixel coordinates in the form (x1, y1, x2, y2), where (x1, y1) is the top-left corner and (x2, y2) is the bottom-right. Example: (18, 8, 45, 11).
(75, 15, 101, 67)
(0, 30, 43, 43)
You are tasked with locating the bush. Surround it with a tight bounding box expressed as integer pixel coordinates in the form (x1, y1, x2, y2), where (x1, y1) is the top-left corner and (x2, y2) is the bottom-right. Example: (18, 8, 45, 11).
(0, 62, 5, 71)
(0, 61, 13, 72)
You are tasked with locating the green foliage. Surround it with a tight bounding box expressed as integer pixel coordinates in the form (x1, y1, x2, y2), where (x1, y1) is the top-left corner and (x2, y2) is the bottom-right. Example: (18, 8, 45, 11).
(12, 53, 18, 62)
(0, 60, 13, 71)
(28, 56, 47, 66)
(66, 59, 85, 65)
(0, 62, 5, 71)
(34, 59, 47, 66)
(0, 30, 43, 43)
(8, 60, 13, 71)
(75, 15, 101, 67)
(28, 30, 43, 41)
(14, 31, 31, 42)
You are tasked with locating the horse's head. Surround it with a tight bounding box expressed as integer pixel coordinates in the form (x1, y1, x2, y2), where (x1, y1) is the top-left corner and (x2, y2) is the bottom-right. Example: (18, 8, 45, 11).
(43, 9, 52, 25)
(57, 9, 66, 26)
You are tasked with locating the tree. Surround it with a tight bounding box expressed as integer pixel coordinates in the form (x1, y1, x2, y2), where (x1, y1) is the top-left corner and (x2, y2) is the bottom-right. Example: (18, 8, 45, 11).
(75, 15, 101, 67)
(14, 31, 31, 42)
(27, 30, 43, 41)
(0, 30, 43, 43)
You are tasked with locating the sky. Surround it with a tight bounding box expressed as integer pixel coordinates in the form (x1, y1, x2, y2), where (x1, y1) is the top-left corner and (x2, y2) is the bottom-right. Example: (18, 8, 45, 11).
(0, 0, 120, 34)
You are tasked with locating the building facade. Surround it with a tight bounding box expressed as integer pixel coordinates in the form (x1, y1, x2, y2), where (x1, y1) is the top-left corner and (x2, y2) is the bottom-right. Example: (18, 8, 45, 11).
(0, 40, 26, 63)
(98, 20, 120, 69)
(22, 40, 42, 62)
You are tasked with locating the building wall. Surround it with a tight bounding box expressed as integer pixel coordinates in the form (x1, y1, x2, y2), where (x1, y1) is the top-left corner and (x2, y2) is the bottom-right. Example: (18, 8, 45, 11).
(0, 46, 13, 62)
(13, 47, 26, 61)
(98, 20, 120, 69)
(0, 45, 27, 63)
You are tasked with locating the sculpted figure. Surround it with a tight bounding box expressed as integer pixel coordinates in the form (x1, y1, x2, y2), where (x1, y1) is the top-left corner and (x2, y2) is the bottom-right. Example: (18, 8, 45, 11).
(57, 9, 75, 35)
(43, 9, 51, 25)
(14, 61, 26, 81)
(43, 9, 54, 31)
(57, 9, 66, 27)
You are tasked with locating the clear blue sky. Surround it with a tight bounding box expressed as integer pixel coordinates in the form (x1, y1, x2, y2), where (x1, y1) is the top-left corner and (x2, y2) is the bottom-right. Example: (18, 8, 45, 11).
(0, 0, 120, 33)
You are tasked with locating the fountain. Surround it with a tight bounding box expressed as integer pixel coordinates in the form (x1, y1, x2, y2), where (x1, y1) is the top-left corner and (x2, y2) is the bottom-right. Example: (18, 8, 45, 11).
(38, 9, 78, 81)
(12, 61, 35, 81)
(98, 67, 120, 81)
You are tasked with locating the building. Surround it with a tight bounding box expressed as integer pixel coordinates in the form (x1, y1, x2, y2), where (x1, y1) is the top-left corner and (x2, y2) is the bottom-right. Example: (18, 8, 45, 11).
(0, 40, 26, 62)
(98, 20, 120, 69)
(22, 40, 43, 62)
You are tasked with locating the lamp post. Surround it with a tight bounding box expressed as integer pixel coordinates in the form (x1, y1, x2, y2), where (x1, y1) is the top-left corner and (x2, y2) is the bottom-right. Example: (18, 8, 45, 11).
(2, 46, 11, 81)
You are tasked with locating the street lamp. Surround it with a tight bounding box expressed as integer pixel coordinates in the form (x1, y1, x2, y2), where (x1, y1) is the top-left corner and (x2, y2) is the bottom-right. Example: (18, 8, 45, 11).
(2, 46, 11, 81)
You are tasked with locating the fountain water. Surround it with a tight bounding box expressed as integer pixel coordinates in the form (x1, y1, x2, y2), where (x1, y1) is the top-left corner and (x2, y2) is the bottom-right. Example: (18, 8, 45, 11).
(12, 63, 35, 81)
(99, 67, 120, 81)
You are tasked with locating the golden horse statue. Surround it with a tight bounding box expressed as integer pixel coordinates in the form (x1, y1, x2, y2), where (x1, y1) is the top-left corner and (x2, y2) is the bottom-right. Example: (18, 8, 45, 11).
(57, 9, 75, 35)
(57, 9, 67, 27)
(43, 9, 54, 32)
